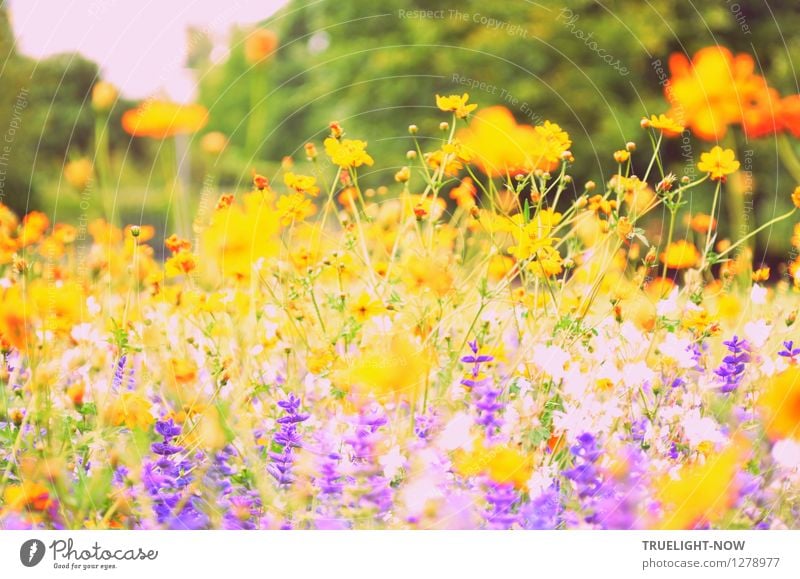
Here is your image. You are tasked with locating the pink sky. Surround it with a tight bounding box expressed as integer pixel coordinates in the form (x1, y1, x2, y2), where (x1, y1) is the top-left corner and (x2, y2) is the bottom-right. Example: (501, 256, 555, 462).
(7, 0, 286, 101)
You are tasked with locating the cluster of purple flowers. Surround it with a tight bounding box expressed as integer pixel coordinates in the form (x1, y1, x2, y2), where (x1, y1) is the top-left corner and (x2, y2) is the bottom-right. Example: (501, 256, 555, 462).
(142, 419, 207, 529)
(461, 340, 503, 437)
(267, 393, 309, 488)
(345, 407, 393, 518)
(715, 336, 750, 393)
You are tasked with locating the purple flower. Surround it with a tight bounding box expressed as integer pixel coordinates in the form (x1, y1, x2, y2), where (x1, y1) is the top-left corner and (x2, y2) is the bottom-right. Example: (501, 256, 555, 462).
(460, 341, 503, 438)
(778, 340, 800, 362)
(483, 482, 519, 529)
(142, 419, 208, 529)
(714, 335, 750, 394)
(267, 394, 309, 488)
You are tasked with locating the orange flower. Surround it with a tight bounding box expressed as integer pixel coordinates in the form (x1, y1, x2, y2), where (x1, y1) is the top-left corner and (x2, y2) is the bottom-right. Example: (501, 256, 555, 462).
(791, 185, 800, 209)
(449, 177, 477, 209)
(666, 47, 774, 141)
(244, 29, 278, 65)
(760, 365, 800, 441)
(660, 240, 700, 269)
(122, 101, 208, 139)
(779, 95, 800, 138)
(3, 481, 53, 512)
(688, 213, 716, 234)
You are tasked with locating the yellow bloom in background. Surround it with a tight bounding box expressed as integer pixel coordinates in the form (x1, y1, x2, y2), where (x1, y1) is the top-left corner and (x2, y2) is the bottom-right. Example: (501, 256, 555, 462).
(453, 437, 532, 490)
(457, 106, 570, 176)
(91, 81, 118, 112)
(435, 93, 478, 118)
(402, 253, 454, 296)
(200, 131, 228, 155)
(660, 240, 700, 269)
(697, 146, 740, 181)
(164, 250, 197, 277)
(201, 191, 281, 279)
(122, 101, 208, 139)
(760, 365, 800, 441)
(244, 28, 279, 65)
(656, 441, 744, 529)
(29, 279, 84, 334)
(0, 285, 30, 351)
(63, 158, 93, 190)
(3, 480, 53, 512)
(284, 172, 320, 196)
(341, 332, 432, 403)
(277, 192, 315, 225)
(105, 392, 154, 430)
(324, 137, 374, 168)
(646, 114, 684, 137)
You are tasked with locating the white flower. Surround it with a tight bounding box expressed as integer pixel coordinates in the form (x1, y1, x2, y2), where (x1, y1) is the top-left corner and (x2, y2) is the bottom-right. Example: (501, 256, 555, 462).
(379, 446, 406, 479)
(750, 284, 767, 305)
(772, 439, 800, 470)
(531, 344, 570, 380)
(744, 319, 770, 349)
(659, 332, 696, 368)
(656, 287, 679, 317)
(682, 408, 726, 447)
(436, 412, 473, 451)
(622, 361, 656, 388)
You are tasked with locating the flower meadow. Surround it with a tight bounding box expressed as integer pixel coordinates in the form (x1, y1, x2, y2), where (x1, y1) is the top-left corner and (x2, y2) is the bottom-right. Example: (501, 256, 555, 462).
(4, 46, 800, 531)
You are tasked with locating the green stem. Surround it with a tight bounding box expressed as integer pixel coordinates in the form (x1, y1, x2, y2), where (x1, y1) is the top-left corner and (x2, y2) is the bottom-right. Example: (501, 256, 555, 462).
(778, 133, 800, 183)
(717, 208, 796, 262)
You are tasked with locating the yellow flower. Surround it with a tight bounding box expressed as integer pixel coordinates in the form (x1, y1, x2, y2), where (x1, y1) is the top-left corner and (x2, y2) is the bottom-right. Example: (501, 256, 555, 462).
(64, 158, 93, 190)
(200, 131, 228, 155)
(760, 365, 800, 441)
(646, 114, 684, 137)
(660, 240, 700, 269)
(656, 441, 744, 529)
(105, 392, 154, 430)
(165, 250, 197, 277)
(340, 333, 432, 402)
(697, 146, 740, 181)
(323, 137, 374, 168)
(435, 93, 478, 118)
(3, 481, 53, 512)
(284, 172, 320, 196)
(201, 191, 281, 279)
(791, 185, 800, 209)
(277, 192, 315, 225)
(453, 437, 532, 489)
(349, 292, 383, 322)
(92, 81, 118, 112)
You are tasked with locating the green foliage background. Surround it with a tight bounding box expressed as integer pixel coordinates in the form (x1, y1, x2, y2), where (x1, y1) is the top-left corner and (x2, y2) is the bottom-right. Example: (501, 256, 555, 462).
(3, 1, 800, 258)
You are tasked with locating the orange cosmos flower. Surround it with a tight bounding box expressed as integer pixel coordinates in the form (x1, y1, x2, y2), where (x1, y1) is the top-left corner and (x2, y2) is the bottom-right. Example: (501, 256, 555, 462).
(760, 365, 800, 441)
(244, 28, 278, 65)
(660, 240, 700, 269)
(688, 213, 716, 234)
(665, 47, 773, 141)
(3, 481, 54, 512)
(122, 101, 208, 139)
